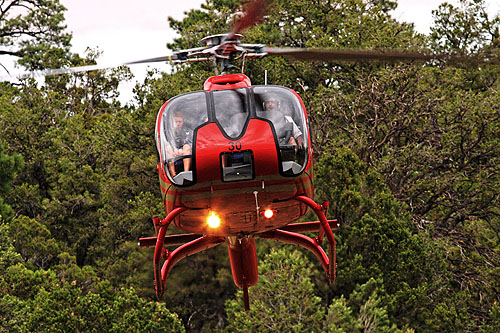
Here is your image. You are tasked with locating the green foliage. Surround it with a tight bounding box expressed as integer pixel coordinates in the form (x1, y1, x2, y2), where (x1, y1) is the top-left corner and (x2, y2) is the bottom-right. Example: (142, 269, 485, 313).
(0, 0, 71, 69)
(0, 223, 22, 271)
(0, 233, 184, 332)
(0, 142, 23, 195)
(0, 281, 184, 332)
(161, 245, 235, 331)
(7, 215, 60, 269)
(225, 250, 401, 332)
(325, 279, 400, 332)
(430, 0, 500, 54)
(314, 148, 478, 331)
(225, 248, 325, 332)
(482, 302, 500, 332)
(0, 141, 23, 221)
(325, 296, 363, 332)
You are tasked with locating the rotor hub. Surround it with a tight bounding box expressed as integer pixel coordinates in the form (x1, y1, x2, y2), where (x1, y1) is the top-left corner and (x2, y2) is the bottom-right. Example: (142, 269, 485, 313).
(201, 34, 243, 47)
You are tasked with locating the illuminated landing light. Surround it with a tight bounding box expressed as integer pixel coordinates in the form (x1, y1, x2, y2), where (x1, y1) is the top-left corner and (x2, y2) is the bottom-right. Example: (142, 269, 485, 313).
(263, 209, 275, 219)
(207, 211, 221, 228)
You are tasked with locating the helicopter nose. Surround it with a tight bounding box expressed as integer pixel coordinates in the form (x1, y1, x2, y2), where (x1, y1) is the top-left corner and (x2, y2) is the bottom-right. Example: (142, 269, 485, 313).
(194, 119, 280, 184)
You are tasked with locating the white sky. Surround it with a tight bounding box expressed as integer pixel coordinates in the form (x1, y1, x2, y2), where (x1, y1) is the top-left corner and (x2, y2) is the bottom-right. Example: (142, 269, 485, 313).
(3, 0, 500, 103)
(394, 0, 500, 32)
(61, 0, 207, 104)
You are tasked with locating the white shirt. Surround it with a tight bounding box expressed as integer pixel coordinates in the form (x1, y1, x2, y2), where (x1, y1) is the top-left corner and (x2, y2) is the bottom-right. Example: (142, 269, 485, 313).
(285, 116, 302, 139)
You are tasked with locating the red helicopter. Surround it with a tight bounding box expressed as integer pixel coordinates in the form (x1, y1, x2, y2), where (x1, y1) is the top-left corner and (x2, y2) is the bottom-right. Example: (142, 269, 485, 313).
(134, 0, 438, 309)
(138, 42, 339, 310)
(2, 0, 442, 310)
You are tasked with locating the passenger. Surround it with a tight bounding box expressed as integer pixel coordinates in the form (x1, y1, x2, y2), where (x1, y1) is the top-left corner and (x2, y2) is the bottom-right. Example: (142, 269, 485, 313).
(263, 96, 304, 147)
(166, 111, 192, 176)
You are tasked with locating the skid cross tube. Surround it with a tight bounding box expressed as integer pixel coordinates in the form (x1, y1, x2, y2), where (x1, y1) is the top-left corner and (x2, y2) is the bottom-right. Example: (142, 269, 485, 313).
(295, 196, 336, 284)
(139, 233, 201, 248)
(279, 220, 338, 233)
(139, 221, 338, 248)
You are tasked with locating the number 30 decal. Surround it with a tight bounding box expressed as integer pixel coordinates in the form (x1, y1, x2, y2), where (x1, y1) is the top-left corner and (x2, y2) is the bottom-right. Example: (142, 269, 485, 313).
(228, 141, 242, 151)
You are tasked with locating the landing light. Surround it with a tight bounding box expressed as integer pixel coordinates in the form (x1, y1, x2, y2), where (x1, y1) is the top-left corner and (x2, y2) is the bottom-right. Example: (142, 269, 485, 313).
(207, 211, 221, 228)
(263, 209, 274, 219)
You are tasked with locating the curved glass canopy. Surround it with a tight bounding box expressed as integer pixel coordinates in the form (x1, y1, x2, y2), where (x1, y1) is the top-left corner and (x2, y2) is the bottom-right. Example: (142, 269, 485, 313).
(156, 86, 309, 186)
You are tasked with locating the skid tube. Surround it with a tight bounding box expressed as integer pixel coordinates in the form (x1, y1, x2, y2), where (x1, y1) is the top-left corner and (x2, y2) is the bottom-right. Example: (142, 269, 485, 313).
(138, 196, 338, 304)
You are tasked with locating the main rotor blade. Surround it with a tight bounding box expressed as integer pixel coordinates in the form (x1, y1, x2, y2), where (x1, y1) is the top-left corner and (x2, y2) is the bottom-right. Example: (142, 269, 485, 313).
(0, 54, 180, 81)
(125, 55, 180, 65)
(0, 63, 113, 81)
(227, 0, 270, 41)
(265, 47, 440, 62)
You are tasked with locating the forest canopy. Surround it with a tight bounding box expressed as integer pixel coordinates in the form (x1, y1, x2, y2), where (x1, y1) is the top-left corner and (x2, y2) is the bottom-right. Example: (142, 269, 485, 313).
(1, 0, 499, 331)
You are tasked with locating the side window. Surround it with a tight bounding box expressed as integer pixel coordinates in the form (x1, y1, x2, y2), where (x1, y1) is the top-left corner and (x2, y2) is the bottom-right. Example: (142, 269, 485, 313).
(253, 86, 308, 176)
(156, 91, 208, 186)
(213, 88, 248, 138)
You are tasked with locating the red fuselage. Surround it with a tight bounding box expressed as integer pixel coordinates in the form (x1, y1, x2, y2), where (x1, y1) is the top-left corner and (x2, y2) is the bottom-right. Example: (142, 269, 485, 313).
(142, 74, 336, 305)
(155, 74, 314, 237)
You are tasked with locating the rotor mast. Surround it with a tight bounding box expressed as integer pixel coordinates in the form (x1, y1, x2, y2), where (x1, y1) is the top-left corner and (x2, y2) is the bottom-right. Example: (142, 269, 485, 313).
(173, 33, 265, 76)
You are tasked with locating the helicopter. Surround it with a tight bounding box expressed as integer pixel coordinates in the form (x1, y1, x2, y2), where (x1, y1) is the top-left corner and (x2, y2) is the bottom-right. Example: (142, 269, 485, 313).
(0, 0, 473, 311)
(134, 0, 444, 310)
(137, 30, 342, 310)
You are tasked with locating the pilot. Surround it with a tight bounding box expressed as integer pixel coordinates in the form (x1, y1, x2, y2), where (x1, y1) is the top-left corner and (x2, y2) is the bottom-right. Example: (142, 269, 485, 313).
(263, 96, 304, 147)
(166, 111, 192, 176)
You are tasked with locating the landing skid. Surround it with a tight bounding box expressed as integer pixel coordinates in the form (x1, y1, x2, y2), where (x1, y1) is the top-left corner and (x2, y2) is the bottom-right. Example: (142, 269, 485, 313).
(139, 196, 338, 308)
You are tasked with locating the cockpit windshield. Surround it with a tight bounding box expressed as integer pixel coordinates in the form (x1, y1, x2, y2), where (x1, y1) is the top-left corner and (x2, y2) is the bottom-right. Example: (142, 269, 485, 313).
(213, 88, 248, 138)
(156, 85, 309, 187)
(253, 86, 308, 175)
(156, 91, 208, 186)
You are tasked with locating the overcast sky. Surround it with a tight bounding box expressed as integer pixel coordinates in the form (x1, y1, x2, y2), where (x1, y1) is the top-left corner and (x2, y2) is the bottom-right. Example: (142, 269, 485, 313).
(5, 0, 500, 103)
(61, 0, 500, 62)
